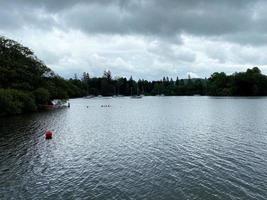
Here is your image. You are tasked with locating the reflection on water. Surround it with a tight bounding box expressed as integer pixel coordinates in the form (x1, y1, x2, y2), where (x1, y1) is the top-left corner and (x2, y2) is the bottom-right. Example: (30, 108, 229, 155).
(1, 97, 267, 200)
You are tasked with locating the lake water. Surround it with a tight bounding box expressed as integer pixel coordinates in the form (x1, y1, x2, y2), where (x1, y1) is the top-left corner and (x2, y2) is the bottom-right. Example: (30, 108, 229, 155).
(1, 97, 267, 200)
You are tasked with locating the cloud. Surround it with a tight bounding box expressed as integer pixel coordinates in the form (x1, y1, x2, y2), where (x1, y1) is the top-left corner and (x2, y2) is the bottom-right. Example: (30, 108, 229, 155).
(1, 0, 264, 40)
(1, 0, 267, 80)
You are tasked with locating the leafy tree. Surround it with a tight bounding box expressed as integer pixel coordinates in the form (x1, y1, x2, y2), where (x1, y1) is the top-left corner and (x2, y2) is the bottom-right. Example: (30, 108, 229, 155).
(0, 89, 36, 116)
(34, 88, 50, 104)
(103, 70, 112, 81)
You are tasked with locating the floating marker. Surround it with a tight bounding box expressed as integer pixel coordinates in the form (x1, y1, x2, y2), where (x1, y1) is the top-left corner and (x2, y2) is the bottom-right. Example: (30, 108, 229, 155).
(45, 131, 53, 139)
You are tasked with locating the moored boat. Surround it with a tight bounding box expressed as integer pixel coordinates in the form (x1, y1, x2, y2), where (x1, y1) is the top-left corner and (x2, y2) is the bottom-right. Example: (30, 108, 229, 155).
(39, 99, 69, 110)
(131, 95, 142, 99)
(84, 95, 95, 99)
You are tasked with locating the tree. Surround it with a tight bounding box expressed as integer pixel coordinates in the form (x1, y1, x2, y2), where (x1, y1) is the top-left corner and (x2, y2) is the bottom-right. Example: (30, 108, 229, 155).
(103, 70, 112, 81)
(0, 36, 51, 90)
(0, 89, 36, 116)
(82, 72, 90, 83)
(34, 88, 50, 104)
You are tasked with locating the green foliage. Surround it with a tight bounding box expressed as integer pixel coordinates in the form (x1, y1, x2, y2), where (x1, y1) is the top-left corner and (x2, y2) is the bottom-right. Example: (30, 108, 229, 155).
(0, 89, 36, 116)
(207, 67, 267, 96)
(0, 36, 87, 115)
(34, 88, 50, 104)
(78, 72, 207, 97)
(79, 67, 267, 97)
(0, 36, 50, 90)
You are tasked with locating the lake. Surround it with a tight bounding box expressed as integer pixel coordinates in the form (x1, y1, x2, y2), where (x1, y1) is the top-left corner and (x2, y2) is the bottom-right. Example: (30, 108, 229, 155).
(0, 96, 267, 200)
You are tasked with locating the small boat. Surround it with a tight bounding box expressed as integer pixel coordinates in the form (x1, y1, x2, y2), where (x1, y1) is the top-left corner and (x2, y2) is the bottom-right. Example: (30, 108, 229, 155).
(113, 95, 124, 98)
(131, 95, 142, 99)
(84, 95, 95, 99)
(40, 99, 69, 110)
(130, 85, 143, 99)
(51, 99, 69, 109)
(101, 105, 111, 107)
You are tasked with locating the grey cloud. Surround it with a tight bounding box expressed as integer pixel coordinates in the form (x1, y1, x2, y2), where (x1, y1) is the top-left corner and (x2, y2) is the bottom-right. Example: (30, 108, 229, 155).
(0, 2, 58, 31)
(0, 0, 266, 45)
(147, 41, 196, 63)
(60, 0, 252, 37)
(221, 33, 267, 46)
(2, 0, 267, 79)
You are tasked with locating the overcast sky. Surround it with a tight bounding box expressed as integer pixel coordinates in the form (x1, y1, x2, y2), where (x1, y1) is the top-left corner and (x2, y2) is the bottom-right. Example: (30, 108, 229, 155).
(1, 0, 267, 80)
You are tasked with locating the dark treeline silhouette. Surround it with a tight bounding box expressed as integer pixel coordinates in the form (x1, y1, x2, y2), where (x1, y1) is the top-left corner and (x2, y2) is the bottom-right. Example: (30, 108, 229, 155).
(76, 71, 207, 96)
(207, 67, 267, 96)
(75, 66, 267, 97)
(1, 36, 267, 116)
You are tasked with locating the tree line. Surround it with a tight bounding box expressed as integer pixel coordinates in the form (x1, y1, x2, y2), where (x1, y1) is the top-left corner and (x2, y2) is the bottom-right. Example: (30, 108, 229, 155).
(76, 70, 207, 96)
(74, 67, 267, 97)
(1, 36, 267, 116)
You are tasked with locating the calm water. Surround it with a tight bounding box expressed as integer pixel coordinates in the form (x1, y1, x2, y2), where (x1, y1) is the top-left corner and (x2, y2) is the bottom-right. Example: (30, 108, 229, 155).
(1, 97, 267, 200)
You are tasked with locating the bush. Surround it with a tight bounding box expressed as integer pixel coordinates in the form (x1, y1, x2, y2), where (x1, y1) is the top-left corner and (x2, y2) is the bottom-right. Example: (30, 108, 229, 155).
(34, 87, 50, 104)
(0, 89, 37, 116)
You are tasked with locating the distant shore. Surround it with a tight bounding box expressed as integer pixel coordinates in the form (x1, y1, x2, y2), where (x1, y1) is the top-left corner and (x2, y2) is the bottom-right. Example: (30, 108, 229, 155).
(2, 36, 267, 116)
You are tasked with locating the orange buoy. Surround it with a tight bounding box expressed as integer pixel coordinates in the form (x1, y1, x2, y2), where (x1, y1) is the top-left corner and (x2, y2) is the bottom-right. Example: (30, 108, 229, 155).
(45, 131, 53, 139)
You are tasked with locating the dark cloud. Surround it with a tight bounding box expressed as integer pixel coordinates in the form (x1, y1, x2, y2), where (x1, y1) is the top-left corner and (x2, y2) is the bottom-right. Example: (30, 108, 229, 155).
(0, 1, 58, 31)
(59, 0, 255, 38)
(1, 0, 267, 79)
(0, 0, 265, 45)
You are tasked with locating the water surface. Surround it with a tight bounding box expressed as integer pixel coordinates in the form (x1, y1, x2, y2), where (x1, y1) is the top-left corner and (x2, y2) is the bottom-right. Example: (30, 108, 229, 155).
(1, 97, 267, 199)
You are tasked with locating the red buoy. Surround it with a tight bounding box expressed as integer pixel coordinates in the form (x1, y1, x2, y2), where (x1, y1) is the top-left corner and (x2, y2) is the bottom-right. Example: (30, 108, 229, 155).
(45, 131, 53, 139)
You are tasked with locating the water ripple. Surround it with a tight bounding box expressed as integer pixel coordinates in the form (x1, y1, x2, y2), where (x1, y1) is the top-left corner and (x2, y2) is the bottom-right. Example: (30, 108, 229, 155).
(1, 97, 267, 199)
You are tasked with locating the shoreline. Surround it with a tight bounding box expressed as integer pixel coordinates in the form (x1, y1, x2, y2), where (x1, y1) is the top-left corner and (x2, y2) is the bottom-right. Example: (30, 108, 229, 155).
(2, 95, 267, 117)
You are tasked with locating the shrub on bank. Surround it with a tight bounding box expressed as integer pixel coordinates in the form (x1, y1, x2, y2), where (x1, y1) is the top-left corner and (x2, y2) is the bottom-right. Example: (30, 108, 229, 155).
(0, 89, 37, 116)
(34, 87, 50, 104)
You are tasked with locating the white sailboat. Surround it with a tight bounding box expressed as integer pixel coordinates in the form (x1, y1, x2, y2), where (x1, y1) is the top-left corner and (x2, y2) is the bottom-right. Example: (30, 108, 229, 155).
(131, 86, 142, 99)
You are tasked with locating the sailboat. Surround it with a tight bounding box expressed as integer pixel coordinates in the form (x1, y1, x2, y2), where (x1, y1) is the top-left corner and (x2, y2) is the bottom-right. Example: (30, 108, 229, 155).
(131, 86, 142, 99)
(84, 83, 95, 99)
(84, 95, 94, 99)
